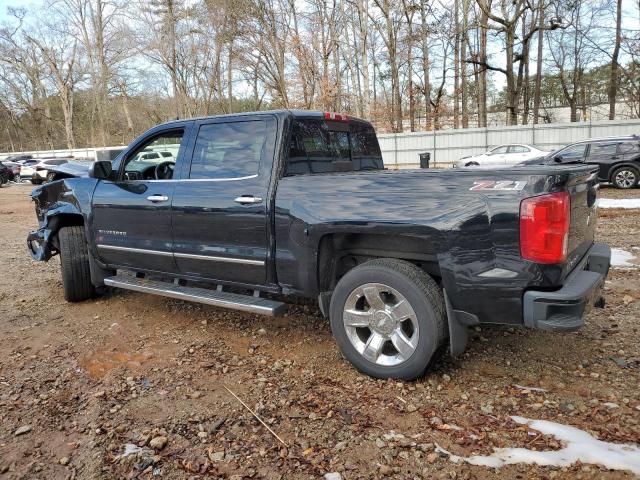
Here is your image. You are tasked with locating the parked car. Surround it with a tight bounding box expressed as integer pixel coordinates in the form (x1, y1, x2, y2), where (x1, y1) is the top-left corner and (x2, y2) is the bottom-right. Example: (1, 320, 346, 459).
(17, 159, 38, 180)
(134, 150, 174, 162)
(4, 154, 33, 162)
(456, 144, 548, 167)
(520, 135, 640, 189)
(0, 162, 12, 185)
(27, 110, 610, 380)
(21, 158, 70, 184)
(1, 161, 21, 181)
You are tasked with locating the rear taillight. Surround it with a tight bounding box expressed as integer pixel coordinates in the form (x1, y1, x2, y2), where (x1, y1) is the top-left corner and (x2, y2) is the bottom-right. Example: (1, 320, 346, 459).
(324, 112, 348, 121)
(520, 191, 570, 264)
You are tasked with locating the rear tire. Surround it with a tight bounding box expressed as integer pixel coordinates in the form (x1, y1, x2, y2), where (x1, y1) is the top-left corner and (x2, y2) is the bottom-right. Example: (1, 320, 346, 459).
(58, 226, 95, 302)
(329, 259, 447, 380)
(611, 166, 638, 189)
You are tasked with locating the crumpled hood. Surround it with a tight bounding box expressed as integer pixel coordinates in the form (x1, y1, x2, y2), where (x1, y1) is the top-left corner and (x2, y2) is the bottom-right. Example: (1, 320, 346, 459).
(46, 161, 92, 178)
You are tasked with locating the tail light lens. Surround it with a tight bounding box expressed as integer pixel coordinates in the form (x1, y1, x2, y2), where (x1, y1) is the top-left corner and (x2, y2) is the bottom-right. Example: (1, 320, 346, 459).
(520, 191, 570, 264)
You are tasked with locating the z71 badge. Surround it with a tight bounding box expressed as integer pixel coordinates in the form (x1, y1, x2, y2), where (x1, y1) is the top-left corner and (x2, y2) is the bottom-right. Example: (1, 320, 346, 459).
(469, 180, 527, 191)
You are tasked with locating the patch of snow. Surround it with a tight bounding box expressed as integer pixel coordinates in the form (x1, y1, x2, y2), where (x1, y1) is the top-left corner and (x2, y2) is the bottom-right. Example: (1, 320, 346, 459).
(120, 444, 144, 458)
(451, 416, 640, 475)
(611, 248, 638, 268)
(598, 198, 640, 209)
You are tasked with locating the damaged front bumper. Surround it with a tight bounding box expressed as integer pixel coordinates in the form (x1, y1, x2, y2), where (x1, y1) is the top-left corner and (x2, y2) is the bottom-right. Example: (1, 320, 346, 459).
(27, 228, 55, 261)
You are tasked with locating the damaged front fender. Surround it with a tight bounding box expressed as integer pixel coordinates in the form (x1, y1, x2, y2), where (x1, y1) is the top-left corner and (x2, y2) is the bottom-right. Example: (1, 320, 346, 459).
(27, 178, 97, 262)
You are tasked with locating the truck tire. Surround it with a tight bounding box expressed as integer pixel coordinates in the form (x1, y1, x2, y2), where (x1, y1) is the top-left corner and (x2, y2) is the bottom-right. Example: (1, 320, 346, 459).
(329, 259, 446, 380)
(611, 166, 638, 189)
(58, 226, 95, 302)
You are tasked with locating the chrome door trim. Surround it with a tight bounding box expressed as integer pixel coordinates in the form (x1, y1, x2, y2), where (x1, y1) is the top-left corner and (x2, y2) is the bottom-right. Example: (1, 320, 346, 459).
(97, 244, 264, 266)
(173, 252, 264, 265)
(97, 244, 174, 256)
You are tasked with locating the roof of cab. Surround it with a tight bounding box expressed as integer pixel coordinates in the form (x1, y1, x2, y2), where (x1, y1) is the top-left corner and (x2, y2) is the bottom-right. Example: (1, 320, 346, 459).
(159, 109, 369, 127)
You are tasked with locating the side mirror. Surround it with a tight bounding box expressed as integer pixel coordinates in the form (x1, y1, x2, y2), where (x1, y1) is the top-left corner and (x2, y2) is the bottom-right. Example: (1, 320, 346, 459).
(553, 155, 564, 163)
(89, 160, 113, 179)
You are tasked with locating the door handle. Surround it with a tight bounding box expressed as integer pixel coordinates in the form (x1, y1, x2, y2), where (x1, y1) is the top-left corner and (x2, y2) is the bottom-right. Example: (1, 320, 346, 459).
(234, 195, 263, 205)
(147, 194, 169, 203)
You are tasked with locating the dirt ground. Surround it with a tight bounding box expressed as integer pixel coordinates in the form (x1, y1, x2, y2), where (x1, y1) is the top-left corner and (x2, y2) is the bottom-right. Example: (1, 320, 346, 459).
(0, 182, 638, 480)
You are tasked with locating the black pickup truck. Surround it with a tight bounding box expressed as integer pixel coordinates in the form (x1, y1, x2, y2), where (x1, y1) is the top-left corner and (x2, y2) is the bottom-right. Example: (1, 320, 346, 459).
(27, 110, 611, 379)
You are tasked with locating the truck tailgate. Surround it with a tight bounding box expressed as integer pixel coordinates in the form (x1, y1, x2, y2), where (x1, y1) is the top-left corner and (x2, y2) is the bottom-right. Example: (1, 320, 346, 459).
(565, 167, 599, 274)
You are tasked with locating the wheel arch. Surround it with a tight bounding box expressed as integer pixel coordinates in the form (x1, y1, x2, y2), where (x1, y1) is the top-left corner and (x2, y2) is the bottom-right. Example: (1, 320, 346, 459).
(609, 162, 640, 179)
(46, 212, 85, 251)
(316, 232, 444, 313)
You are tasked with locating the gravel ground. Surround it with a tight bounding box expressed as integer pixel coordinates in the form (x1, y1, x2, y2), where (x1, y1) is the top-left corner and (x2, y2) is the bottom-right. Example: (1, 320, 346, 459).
(0, 182, 638, 479)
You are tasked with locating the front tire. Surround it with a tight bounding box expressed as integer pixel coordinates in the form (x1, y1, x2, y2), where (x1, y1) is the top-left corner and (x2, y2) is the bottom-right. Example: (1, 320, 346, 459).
(329, 259, 447, 380)
(611, 166, 638, 189)
(58, 226, 95, 302)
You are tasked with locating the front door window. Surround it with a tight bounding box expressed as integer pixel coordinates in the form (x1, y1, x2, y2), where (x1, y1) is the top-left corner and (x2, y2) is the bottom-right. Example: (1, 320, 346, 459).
(123, 130, 184, 181)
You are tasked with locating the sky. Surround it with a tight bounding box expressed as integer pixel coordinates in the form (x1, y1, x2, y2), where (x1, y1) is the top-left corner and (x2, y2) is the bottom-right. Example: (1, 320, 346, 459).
(0, 0, 638, 96)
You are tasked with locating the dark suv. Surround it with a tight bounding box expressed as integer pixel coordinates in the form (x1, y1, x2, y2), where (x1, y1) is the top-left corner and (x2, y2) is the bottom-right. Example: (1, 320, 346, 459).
(523, 135, 640, 189)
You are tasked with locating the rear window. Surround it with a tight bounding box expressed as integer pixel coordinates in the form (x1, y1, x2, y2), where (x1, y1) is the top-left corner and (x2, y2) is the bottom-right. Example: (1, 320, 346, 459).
(587, 143, 618, 157)
(619, 142, 640, 154)
(285, 119, 383, 176)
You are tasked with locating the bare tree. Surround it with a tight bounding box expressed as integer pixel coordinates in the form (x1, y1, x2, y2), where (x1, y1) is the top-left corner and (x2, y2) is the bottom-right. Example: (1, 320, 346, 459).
(608, 0, 622, 119)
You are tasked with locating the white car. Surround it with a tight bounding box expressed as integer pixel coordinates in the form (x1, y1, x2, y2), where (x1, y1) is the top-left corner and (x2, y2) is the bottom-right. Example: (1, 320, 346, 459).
(21, 158, 70, 184)
(456, 144, 548, 167)
(134, 151, 174, 162)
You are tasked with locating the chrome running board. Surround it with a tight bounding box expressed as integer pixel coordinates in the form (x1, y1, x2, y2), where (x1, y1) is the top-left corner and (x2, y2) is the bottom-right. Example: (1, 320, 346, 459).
(104, 274, 285, 316)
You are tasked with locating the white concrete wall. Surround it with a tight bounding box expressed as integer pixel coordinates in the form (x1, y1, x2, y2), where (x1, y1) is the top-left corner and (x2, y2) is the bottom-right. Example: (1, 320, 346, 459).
(378, 118, 640, 169)
(3, 118, 639, 169)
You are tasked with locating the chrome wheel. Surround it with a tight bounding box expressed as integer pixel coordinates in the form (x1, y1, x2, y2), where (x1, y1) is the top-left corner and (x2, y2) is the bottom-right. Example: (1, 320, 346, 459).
(615, 170, 636, 188)
(342, 283, 419, 366)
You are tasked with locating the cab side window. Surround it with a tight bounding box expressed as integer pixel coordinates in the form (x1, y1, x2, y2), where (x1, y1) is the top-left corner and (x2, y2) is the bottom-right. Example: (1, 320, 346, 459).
(123, 130, 183, 181)
(189, 121, 267, 179)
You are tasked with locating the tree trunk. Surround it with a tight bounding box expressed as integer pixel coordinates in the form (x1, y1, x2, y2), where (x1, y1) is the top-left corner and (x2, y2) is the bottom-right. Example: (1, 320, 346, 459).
(608, 0, 622, 120)
(359, 0, 371, 118)
(533, 0, 544, 124)
(477, 8, 488, 127)
(119, 80, 134, 137)
(228, 41, 234, 112)
(420, 0, 431, 129)
(453, 0, 460, 128)
(505, 28, 517, 125)
(166, 0, 180, 118)
(403, 0, 415, 131)
(460, 0, 469, 128)
(521, 13, 530, 125)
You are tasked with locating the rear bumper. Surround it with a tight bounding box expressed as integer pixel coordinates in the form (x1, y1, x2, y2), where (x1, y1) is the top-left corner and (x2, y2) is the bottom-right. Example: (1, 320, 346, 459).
(523, 243, 610, 332)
